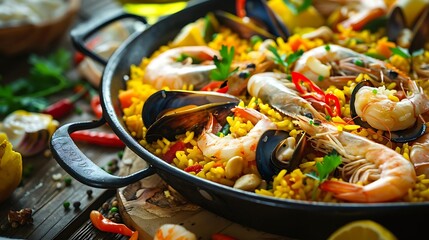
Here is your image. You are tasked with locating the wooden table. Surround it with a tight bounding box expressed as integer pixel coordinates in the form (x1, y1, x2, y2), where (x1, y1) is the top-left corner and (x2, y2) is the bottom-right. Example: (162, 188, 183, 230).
(0, 1, 131, 239)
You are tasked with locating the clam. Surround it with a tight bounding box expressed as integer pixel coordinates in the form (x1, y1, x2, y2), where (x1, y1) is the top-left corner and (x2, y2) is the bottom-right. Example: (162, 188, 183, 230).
(256, 130, 307, 181)
(145, 101, 238, 143)
(350, 81, 426, 143)
(214, 0, 289, 40)
(142, 90, 240, 129)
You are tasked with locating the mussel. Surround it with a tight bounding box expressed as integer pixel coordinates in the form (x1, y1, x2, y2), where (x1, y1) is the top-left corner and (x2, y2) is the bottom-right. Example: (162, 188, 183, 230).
(256, 130, 307, 181)
(350, 80, 426, 143)
(387, 0, 429, 53)
(145, 102, 237, 143)
(214, 0, 289, 40)
(142, 90, 240, 128)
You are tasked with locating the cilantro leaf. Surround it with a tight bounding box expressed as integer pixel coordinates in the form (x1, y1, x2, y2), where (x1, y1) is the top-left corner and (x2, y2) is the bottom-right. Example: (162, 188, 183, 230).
(306, 150, 342, 182)
(268, 45, 303, 73)
(210, 45, 238, 81)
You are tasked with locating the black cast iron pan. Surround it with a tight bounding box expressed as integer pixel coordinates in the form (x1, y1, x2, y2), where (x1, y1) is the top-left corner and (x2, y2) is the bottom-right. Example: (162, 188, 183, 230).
(50, 1, 429, 239)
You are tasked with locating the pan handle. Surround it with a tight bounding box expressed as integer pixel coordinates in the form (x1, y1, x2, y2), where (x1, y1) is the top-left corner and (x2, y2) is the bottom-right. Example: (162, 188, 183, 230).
(50, 118, 156, 189)
(70, 10, 148, 65)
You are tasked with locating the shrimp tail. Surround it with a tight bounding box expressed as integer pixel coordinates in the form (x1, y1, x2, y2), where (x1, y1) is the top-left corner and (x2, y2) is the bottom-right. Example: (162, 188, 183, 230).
(320, 180, 369, 202)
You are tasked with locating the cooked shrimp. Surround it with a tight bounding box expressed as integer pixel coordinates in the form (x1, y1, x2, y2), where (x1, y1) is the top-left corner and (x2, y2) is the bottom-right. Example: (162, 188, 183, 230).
(154, 224, 196, 240)
(247, 72, 323, 119)
(298, 116, 416, 203)
(143, 46, 218, 90)
(354, 79, 429, 131)
(197, 106, 277, 162)
(410, 132, 429, 176)
(293, 44, 408, 89)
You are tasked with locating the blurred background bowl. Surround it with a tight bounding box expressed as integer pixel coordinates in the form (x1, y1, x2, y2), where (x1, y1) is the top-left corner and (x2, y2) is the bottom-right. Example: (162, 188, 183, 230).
(0, 0, 81, 56)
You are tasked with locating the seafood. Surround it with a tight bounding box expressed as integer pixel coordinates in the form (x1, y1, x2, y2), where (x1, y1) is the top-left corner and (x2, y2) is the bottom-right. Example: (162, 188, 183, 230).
(154, 224, 196, 240)
(352, 79, 429, 132)
(145, 102, 237, 143)
(142, 90, 240, 128)
(255, 130, 307, 181)
(143, 46, 218, 90)
(298, 116, 416, 203)
(197, 106, 277, 162)
(410, 132, 429, 176)
(247, 72, 323, 119)
(293, 44, 409, 89)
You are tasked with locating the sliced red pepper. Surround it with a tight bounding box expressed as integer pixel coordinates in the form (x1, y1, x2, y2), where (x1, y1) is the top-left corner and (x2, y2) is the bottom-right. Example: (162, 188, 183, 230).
(71, 130, 125, 148)
(42, 87, 87, 119)
(91, 94, 103, 119)
(90, 210, 134, 237)
(184, 164, 203, 173)
(236, 0, 247, 18)
(163, 141, 187, 163)
(291, 72, 325, 101)
(201, 81, 224, 91)
(325, 93, 341, 117)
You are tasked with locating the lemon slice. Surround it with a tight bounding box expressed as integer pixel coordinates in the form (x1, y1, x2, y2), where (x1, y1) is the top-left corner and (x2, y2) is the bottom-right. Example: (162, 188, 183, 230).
(0, 133, 22, 203)
(328, 220, 397, 240)
(171, 19, 206, 47)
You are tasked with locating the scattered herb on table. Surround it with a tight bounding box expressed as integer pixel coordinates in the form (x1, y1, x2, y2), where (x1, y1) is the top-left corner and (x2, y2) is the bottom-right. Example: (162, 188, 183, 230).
(0, 49, 73, 118)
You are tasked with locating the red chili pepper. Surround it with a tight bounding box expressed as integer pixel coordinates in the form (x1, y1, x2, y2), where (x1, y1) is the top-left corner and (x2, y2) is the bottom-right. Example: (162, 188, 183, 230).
(163, 141, 187, 163)
(201, 81, 223, 91)
(292, 72, 325, 101)
(70, 130, 125, 148)
(325, 93, 341, 117)
(91, 94, 103, 119)
(90, 210, 134, 237)
(292, 72, 342, 117)
(184, 164, 203, 173)
(42, 87, 87, 119)
(236, 0, 247, 18)
(212, 233, 237, 240)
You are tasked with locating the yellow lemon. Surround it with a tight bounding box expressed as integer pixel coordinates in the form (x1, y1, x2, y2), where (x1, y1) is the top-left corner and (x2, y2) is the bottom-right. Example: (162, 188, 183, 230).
(328, 220, 397, 240)
(171, 18, 207, 47)
(0, 133, 23, 203)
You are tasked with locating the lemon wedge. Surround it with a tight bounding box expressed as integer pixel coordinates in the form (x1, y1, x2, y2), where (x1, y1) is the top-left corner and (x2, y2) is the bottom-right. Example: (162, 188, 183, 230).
(171, 18, 206, 47)
(0, 133, 22, 203)
(328, 220, 397, 240)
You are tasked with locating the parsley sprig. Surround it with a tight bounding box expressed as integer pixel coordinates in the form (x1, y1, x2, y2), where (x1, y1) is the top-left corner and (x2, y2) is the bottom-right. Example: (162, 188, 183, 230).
(268, 45, 303, 73)
(283, 0, 313, 15)
(0, 49, 73, 117)
(210, 45, 238, 81)
(306, 150, 341, 200)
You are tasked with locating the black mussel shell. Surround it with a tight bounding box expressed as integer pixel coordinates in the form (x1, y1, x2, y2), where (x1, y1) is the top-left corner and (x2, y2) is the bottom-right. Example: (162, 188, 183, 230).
(145, 102, 237, 143)
(349, 80, 373, 129)
(142, 90, 240, 128)
(387, 6, 406, 43)
(256, 130, 306, 181)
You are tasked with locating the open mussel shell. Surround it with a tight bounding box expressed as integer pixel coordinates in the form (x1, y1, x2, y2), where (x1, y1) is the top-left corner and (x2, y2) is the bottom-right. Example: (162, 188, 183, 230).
(256, 130, 307, 181)
(142, 90, 240, 128)
(350, 81, 426, 142)
(387, 6, 406, 43)
(145, 101, 237, 143)
(214, 0, 289, 40)
(409, 6, 429, 53)
(245, 0, 289, 39)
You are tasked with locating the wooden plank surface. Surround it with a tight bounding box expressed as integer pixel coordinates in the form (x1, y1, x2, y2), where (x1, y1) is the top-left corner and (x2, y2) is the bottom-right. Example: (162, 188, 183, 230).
(0, 0, 126, 239)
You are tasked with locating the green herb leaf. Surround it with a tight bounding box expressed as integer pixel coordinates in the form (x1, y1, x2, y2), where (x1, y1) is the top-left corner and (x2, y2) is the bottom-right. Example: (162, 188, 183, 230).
(283, 0, 313, 15)
(390, 47, 411, 59)
(268, 46, 303, 73)
(210, 45, 238, 81)
(306, 150, 341, 182)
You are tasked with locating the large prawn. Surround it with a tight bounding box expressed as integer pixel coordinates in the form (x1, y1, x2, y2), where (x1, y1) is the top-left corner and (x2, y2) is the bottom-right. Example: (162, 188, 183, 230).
(353, 79, 429, 131)
(143, 46, 218, 90)
(197, 106, 277, 162)
(293, 44, 409, 89)
(247, 72, 323, 119)
(298, 116, 416, 203)
(410, 132, 429, 177)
